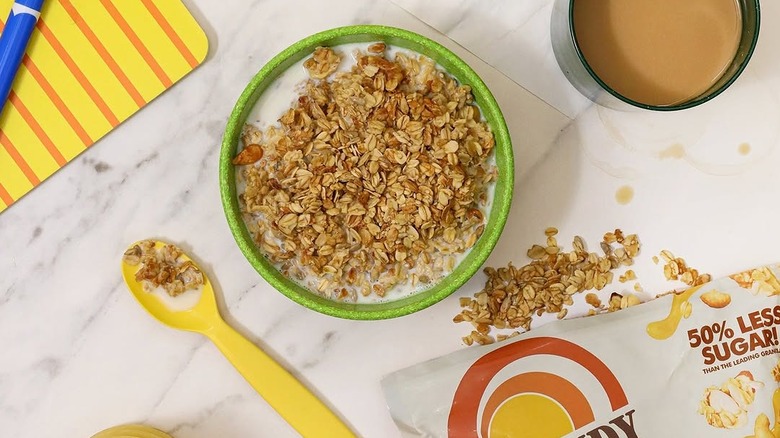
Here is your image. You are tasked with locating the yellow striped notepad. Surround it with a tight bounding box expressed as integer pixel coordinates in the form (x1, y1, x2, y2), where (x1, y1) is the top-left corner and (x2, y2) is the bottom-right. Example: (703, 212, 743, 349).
(0, 0, 208, 212)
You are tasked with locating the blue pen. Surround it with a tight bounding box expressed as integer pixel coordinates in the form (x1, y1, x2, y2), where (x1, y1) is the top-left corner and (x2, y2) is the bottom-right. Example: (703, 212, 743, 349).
(0, 0, 43, 115)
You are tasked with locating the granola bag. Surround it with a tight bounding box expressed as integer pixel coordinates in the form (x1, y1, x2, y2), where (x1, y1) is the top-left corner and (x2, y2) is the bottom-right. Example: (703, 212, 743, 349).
(382, 264, 780, 437)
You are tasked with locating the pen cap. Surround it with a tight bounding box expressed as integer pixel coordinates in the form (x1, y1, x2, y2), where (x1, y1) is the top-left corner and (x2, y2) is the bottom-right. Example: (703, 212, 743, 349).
(13, 0, 44, 11)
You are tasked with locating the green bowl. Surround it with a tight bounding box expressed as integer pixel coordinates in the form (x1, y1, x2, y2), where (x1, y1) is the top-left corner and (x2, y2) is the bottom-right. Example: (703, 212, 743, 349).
(219, 25, 514, 320)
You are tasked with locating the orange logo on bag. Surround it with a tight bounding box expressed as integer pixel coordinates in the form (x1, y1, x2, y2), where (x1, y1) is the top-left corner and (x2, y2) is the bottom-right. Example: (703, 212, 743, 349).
(448, 337, 634, 437)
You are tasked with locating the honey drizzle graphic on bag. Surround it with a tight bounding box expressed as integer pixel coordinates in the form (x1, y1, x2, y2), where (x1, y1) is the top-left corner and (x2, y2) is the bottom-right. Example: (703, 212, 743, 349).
(647, 285, 703, 340)
(651, 268, 780, 372)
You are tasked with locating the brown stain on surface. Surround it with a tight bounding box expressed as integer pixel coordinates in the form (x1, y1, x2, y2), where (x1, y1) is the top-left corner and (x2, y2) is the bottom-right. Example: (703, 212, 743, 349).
(615, 185, 634, 205)
(658, 143, 686, 160)
(738, 142, 751, 155)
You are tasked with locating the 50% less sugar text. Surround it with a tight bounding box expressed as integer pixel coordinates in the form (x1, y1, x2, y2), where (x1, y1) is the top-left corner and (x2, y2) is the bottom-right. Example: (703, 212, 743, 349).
(688, 311, 780, 366)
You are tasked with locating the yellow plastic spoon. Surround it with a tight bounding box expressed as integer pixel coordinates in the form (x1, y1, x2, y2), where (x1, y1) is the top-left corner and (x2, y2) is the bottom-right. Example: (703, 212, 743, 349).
(91, 424, 173, 438)
(121, 241, 355, 438)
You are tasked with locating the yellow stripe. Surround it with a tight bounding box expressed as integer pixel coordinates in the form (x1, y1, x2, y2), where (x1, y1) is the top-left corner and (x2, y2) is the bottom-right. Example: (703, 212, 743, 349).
(27, 24, 112, 139)
(1, 104, 59, 180)
(13, 64, 86, 161)
(43, 1, 137, 121)
(154, 0, 209, 66)
(74, 0, 163, 102)
(117, 1, 192, 82)
(0, 144, 33, 200)
(0, 0, 209, 212)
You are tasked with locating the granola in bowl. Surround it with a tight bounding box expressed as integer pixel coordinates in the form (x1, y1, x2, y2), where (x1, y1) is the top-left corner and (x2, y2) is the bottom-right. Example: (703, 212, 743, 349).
(234, 44, 497, 303)
(220, 25, 513, 319)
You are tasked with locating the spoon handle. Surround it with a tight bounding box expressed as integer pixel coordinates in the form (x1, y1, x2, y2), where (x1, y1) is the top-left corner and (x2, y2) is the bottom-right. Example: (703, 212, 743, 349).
(205, 320, 356, 437)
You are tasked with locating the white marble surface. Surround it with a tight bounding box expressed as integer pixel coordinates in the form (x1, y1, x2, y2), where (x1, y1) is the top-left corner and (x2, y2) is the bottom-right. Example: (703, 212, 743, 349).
(395, 0, 593, 118)
(3, 0, 780, 437)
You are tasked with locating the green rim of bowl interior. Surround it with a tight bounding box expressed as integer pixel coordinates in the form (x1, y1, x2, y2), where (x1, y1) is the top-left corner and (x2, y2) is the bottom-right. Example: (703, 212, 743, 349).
(569, 0, 761, 111)
(220, 25, 514, 320)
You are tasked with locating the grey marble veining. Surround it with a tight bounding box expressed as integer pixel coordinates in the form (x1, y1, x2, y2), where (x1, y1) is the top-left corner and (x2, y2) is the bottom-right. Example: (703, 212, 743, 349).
(4, 0, 780, 437)
(393, 0, 592, 117)
(0, 1, 567, 437)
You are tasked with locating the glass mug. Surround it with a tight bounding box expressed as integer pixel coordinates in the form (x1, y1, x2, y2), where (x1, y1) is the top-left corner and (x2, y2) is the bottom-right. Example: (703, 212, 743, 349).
(551, 0, 761, 111)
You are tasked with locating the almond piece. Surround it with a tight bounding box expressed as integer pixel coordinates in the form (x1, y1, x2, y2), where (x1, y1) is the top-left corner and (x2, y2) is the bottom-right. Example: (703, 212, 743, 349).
(232, 144, 264, 165)
(700, 290, 731, 309)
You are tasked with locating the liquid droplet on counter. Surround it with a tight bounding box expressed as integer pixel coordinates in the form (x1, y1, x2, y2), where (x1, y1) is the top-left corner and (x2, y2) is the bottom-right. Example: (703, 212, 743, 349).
(615, 185, 634, 205)
(738, 142, 751, 155)
(658, 143, 686, 160)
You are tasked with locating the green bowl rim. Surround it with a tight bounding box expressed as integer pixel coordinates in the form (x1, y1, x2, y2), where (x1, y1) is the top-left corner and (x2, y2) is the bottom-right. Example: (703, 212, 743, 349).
(219, 24, 514, 320)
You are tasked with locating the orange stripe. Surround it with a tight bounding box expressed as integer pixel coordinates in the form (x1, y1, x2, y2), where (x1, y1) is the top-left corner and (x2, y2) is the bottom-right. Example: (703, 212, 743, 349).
(0, 182, 12, 207)
(0, 131, 39, 185)
(100, 0, 172, 88)
(8, 91, 67, 166)
(59, 0, 146, 108)
(22, 54, 93, 146)
(37, 19, 120, 127)
(0, 18, 91, 147)
(448, 336, 629, 436)
(141, 0, 199, 68)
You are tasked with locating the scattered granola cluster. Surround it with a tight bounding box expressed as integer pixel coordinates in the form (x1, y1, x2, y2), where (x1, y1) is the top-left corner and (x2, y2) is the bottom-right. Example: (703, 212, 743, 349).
(455, 229, 640, 345)
(456, 227, 717, 345)
(234, 45, 497, 301)
(730, 266, 780, 296)
(655, 249, 712, 287)
(122, 241, 204, 297)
